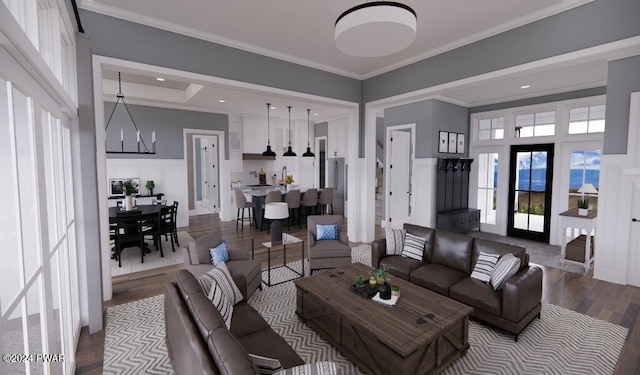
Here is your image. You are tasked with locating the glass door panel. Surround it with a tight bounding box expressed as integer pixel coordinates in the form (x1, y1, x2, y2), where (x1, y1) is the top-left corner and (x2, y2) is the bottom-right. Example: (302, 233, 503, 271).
(508, 144, 554, 242)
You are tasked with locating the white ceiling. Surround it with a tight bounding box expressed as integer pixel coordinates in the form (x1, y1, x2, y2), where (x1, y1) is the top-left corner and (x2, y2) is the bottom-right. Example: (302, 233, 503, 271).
(92, 0, 616, 118)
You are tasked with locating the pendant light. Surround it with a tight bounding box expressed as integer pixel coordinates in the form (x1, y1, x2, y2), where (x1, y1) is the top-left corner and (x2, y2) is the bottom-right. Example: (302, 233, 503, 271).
(262, 103, 276, 156)
(283, 105, 297, 157)
(302, 108, 315, 157)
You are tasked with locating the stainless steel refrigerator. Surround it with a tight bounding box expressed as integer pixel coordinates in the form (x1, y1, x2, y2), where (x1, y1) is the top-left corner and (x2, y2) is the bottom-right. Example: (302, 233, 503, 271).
(330, 158, 346, 216)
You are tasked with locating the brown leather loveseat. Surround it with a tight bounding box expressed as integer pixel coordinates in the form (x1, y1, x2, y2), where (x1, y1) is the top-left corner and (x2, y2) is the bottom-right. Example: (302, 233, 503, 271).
(371, 224, 543, 340)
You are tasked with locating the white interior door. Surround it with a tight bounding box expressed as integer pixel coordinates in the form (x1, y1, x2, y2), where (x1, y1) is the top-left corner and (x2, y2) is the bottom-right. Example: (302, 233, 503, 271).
(204, 137, 219, 212)
(387, 130, 412, 228)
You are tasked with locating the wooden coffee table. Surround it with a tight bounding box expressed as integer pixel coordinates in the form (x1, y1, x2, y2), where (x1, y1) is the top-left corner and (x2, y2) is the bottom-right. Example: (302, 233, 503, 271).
(295, 263, 473, 375)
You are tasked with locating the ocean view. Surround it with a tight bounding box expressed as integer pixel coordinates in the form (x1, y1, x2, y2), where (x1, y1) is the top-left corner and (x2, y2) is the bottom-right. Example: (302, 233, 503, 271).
(493, 169, 600, 191)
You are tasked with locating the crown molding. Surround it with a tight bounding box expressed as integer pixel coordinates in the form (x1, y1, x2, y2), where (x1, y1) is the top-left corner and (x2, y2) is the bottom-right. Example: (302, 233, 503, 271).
(361, 0, 594, 79)
(77, 0, 363, 80)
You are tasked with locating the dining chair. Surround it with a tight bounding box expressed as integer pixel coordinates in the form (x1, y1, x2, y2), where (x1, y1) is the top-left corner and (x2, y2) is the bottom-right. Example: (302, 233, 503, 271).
(319, 188, 334, 215)
(300, 188, 318, 225)
(155, 205, 174, 255)
(114, 210, 149, 267)
(261, 190, 282, 231)
(235, 190, 254, 231)
(170, 201, 180, 247)
(284, 189, 301, 229)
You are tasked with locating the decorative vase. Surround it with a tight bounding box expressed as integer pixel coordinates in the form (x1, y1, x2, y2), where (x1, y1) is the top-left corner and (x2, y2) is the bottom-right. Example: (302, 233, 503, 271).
(379, 282, 391, 300)
(368, 276, 377, 290)
(578, 208, 588, 216)
(149, 188, 154, 196)
(125, 195, 134, 211)
(391, 289, 400, 298)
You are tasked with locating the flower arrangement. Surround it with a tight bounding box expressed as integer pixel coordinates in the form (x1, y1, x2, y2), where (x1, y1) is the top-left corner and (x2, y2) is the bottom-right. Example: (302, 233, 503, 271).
(280, 174, 294, 184)
(121, 179, 138, 196)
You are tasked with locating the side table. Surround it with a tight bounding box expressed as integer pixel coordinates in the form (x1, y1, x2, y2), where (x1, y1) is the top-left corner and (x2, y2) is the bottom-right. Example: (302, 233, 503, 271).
(559, 208, 597, 272)
(252, 233, 305, 287)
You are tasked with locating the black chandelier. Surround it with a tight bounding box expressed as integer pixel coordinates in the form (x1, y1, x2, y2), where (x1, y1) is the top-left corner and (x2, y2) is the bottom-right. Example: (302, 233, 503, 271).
(104, 72, 156, 154)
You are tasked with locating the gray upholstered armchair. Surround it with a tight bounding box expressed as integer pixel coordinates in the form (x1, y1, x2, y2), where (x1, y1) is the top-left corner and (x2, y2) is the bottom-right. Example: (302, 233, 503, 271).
(307, 215, 351, 274)
(183, 230, 262, 299)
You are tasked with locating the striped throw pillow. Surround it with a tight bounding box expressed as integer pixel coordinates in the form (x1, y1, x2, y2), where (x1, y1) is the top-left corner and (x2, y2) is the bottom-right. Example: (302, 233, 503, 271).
(208, 282, 233, 329)
(401, 233, 425, 261)
(470, 252, 500, 283)
(198, 262, 244, 305)
(249, 354, 282, 375)
(385, 228, 405, 256)
(490, 254, 521, 291)
(275, 361, 337, 375)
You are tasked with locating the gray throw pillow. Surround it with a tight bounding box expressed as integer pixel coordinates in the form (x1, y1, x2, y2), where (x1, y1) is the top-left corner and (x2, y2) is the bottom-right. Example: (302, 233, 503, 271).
(490, 254, 521, 291)
(385, 227, 405, 256)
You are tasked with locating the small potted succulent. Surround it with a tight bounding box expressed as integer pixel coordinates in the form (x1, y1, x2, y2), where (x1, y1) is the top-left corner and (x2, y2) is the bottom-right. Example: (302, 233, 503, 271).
(356, 275, 367, 289)
(391, 284, 400, 298)
(577, 197, 589, 216)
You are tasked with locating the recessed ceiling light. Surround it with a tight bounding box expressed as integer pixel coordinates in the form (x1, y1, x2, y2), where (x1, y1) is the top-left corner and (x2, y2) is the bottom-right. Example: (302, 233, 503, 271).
(520, 84, 531, 89)
(218, 99, 226, 103)
(156, 77, 166, 82)
(313, 113, 319, 116)
(270, 106, 276, 110)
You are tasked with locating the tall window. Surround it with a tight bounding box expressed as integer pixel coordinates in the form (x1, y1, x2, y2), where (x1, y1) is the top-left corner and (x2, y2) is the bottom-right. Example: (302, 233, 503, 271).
(568, 105, 605, 134)
(478, 117, 504, 140)
(569, 150, 601, 208)
(515, 111, 555, 137)
(477, 153, 499, 224)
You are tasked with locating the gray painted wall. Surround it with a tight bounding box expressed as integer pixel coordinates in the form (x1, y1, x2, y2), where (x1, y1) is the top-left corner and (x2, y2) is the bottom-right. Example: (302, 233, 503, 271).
(104, 102, 229, 159)
(364, 0, 640, 104)
(315, 122, 328, 137)
(470, 87, 607, 113)
(74, 33, 103, 333)
(604, 55, 640, 155)
(384, 99, 469, 158)
(80, 11, 361, 104)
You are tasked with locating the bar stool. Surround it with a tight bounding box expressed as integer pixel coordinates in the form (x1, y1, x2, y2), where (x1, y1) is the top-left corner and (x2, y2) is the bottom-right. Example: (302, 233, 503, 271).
(300, 188, 318, 225)
(261, 190, 282, 231)
(284, 189, 301, 229)
(319, 187, 334, 215)
(235, 190, 254, 231)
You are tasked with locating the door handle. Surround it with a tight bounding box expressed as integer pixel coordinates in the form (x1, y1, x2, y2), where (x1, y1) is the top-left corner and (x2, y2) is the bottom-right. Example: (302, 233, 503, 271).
(633, 218, 639, 222)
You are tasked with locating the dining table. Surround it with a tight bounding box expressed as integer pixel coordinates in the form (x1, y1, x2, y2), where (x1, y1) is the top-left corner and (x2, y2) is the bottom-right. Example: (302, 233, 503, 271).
(109, 204, 164, 254)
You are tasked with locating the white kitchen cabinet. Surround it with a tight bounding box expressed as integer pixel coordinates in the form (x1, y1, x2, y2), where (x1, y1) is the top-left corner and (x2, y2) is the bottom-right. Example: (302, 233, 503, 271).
(230, 150, 242, 172)
(242, 116, 267, 153)
(328, 120, 348, 158)
(229, 115, 242, 151)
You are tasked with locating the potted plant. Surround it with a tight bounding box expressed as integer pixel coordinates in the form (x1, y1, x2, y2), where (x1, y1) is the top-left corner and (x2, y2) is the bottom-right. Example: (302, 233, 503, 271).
(145, 180, 155, 195)
(121, 179, 138, 211)
(391, 284, 400, 298)
(375, 266, 387, 286)
(355, 275, 366, 289)
(577, 197, 589, 216)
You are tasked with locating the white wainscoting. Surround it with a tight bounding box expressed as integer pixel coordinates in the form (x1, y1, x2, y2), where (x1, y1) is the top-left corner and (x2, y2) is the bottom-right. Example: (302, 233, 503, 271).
(106, 159, 189, 228)
(412, 158, 438, 228)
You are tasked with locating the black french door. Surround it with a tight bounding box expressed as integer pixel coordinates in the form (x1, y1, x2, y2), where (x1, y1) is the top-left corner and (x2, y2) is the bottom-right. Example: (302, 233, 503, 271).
(507, 144, 554, 242)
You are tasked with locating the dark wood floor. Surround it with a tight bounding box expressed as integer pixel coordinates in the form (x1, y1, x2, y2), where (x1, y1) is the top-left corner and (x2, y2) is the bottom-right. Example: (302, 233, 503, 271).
(75, 214, 640, 374)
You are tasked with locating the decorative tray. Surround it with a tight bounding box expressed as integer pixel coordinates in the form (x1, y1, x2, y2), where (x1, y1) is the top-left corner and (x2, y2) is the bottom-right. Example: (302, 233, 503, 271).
(350, 283, 379, 299)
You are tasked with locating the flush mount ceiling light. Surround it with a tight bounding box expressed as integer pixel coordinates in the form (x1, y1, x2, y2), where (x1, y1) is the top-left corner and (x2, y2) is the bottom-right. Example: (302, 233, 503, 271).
(335, 1, 417, 57)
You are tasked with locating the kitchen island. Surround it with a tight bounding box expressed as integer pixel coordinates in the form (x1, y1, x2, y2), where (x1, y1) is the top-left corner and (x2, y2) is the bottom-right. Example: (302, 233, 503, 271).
(234, 185, 318, 229)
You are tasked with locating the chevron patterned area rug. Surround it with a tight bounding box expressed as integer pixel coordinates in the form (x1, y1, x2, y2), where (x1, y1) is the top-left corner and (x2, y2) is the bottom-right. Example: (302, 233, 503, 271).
(103, 244, 628, 375)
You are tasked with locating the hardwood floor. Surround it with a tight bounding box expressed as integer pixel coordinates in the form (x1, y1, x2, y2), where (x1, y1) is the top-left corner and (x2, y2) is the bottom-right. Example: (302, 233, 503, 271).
(75, 214, 640, 374)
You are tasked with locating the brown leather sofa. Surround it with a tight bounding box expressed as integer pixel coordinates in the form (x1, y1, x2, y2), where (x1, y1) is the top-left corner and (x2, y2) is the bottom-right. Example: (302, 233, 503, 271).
(371, 224, 543, 340)
(183, 230, 261, 299)
(165, 269, 305, 374)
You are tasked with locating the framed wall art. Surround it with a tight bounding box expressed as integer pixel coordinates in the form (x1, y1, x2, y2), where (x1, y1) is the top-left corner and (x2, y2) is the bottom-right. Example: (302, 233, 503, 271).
(439, 131, 449, 153)
(448, 132, 457, 153)
(456, 133, 465, 154)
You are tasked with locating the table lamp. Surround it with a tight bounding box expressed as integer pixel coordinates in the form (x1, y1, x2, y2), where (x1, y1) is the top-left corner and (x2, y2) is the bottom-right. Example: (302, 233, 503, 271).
(264, 202, 289, 244)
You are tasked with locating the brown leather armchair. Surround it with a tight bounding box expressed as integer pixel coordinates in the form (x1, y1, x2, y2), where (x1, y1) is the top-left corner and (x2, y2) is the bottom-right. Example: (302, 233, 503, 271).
(307, 215, 351, 274)
(183, 230, 262, 299)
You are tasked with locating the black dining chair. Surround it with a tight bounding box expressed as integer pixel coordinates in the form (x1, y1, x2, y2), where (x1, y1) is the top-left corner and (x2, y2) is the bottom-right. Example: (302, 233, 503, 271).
(114, 210, 152, 267)
(169, 201, 180, 247)
(156, 204, 176, 254)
